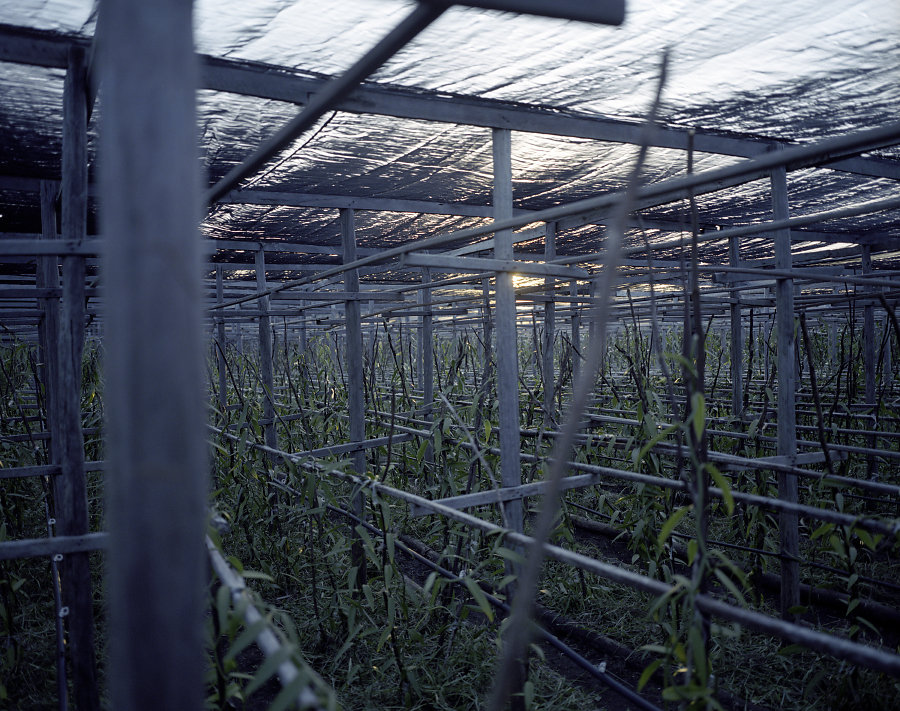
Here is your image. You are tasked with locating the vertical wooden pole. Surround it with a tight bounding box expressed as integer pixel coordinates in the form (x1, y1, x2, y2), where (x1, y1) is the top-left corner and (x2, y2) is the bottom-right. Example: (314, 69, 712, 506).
(215, 266, 228, 413)
(38, 180, 69, 709)
(38, 181, 60, 453)
(542, 224, 556, 427)
(861, 246, 876, 405)
(729, 235, 743, 419)
(570, 280, 581, 384)
(420, 267, 435, 466)
(341, 209, 367, 585)
(771, 165, 799, 619)
(298, 291, 308, 356)
(101, 0, 207, 708)
(883, 320, 893, 393)
(420, 267, 434, 415)
(56, 45, 100, 711)
(481, 276, 494, 378)
(861, 245, 878, 477)
(492, 128, 522, 535)
(828, 289, 838, 376)
(255, 248, 277, 452)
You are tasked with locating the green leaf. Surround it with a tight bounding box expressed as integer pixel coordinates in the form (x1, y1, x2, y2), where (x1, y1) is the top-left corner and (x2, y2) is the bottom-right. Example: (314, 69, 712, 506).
(657, 505, 690, 550)
(687, 539, 698, 566)
(778, 643, 807, 656)
(523, 680, 535, 710)
(810, 522, 834, 541)
(224, 616, 269, 663)
(462, 576, 494, 623)
(634, 423, 679, 467)
(244, 643, 294, 698)
(269, 674, 314, 711)
(691, 391, 706, 441)
(638, 659, 663, 691)
(706, 463, 734, 515)
(495, 546, 525, 565)
(714, 568, 747, 607)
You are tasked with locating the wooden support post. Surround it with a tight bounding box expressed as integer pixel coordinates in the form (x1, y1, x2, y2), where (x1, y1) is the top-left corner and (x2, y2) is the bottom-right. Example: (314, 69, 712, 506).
(570, 279, 581, 384)
(298, 292, 308, 355)
(420, 267, 434, 415)
(55, 45, 100, 711)
(420, 267, 435, 466)
(771, 165, 799, 620)
(38, 179, 68, 708)
(102, 1, 207, 708)
(542, 223, 556, 427)
(861, 246, 876, 405)
(861, 245, 878, 478)
(492, 128, 523, 535)
(828, 287, 839, 376)
(341, 208, 367, 585)
(37, 181, 60, 454)
(884, 319, 893, 393)
(481, 276, 493, 376)
(215, 265, 228, 413)
(255, 248, 277, 453)
(729, 235, 743, 419)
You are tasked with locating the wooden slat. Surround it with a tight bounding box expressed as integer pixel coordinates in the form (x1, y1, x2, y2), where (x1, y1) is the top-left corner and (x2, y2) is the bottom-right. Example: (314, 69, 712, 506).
(0, 533, 108, 561)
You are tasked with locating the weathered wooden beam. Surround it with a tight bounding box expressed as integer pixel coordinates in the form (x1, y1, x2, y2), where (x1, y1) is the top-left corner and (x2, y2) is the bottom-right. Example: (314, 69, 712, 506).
(0, 464, 61, 479)
(409, 473, 609, 517)
(0, 239, 99, 255)
(101, 1, 207, 709)
(402, 252, 588, 279)
(493, 128, 523, 534)
(292, 433, 414, 460)
(772, 165, 799, 620)
(215, 265, 227, 413)
(0, 532, 108, 561)
(430, 0, 624, 25)
(341, 208, 367, 586)
(542, 223, 556, 427)
(255, 248, 277, 453)
(729, 234, 743, 419)
(57, 45, 99, 711)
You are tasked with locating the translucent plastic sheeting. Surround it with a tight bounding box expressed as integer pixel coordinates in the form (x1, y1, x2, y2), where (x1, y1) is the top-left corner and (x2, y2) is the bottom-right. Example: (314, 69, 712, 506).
(1, 0, 898, 261)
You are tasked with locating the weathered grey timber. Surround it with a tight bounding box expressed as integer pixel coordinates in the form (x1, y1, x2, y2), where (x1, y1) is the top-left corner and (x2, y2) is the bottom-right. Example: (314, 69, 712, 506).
(37, 181, 60, 466)
(729, 234, 743, 419)
(102, 1, 208, 709)
(56, 46, 100, 711)
(771, 165, 800, 619)
(216, 266, 228, 412)
(542, 223, 556, 427)
(341, 208, 367, 585)
(570, 280, 581, 383)
(0, 532, 108, 561)
(255, 248, 277, 453)
(403, 252, 588, 279)
(492, 128, 523, 534)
